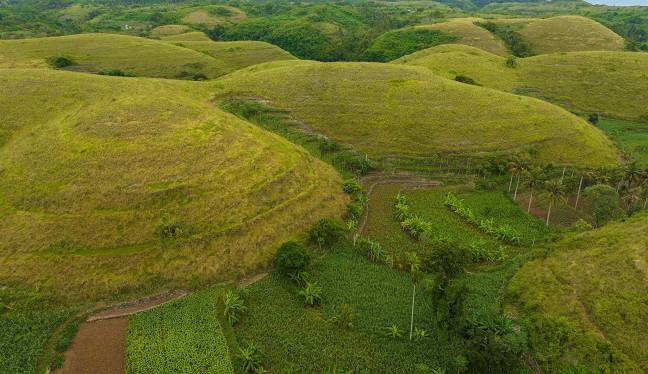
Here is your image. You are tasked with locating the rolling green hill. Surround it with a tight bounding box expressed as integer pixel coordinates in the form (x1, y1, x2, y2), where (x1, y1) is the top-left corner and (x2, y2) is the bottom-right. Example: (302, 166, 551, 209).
(0, 33, 296, 80)
(411, 18, 509, 56)
(396, 44, 648, 121)
(508, 213, 648, 372)
(500, 15, 625, 54)
(0, 68, 347, 302)
(214, 60, 618, 166)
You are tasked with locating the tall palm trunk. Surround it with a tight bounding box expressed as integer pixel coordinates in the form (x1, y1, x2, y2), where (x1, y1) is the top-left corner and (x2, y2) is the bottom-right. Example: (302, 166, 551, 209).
(527, 190, 533, 213)
(514, 174, 520, 200)
(546, 201, 552, 226)
(508, 174, 514, 192)
(575, 175, 583, 209)
(644, 197, 647, 209)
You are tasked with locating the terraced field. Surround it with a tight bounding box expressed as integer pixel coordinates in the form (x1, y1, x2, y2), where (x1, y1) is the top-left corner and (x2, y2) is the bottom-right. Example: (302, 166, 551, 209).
(215, 60, 618, 166)
(396, 44, 648, 121)
(0, 68, 346, 302)
(0, 33, 295, 80)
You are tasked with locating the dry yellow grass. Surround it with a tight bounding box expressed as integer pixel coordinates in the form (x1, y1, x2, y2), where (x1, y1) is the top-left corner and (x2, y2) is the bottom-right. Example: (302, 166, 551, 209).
(397, 44, 648, 121)
(214, 60, 618, 166)
(517, 16, 625, 54)
(0, 68, 347, 302)
(181, 6, 246, 27)
(149, 24, 192, 38)
(160, 31, 212, 42)
(415, 18, 509, 56)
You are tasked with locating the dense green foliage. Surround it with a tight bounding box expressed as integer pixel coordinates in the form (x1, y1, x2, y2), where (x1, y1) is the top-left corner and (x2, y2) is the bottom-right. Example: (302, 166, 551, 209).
(126, 288, 234, 373)
(0, 308, 72, 374)
(275, 241, 311, 276)
(476, 21, 533, 57)
(363, 28, 458, 62)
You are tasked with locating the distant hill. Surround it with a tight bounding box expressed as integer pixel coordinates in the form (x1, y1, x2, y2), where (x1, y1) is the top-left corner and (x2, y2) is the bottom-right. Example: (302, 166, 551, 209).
(496, 15, 625, 54)
(214, 60, 618, 166)
(508, 213, 648, 372)
(395, 44, 648, 121)
(0, 33, 295, 79)
(0, 68, 346, 301)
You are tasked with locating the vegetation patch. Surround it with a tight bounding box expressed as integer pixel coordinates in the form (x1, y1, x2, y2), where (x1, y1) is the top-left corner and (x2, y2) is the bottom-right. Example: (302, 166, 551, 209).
(362, 28, 459, 62)
(126, 288, 234, 373)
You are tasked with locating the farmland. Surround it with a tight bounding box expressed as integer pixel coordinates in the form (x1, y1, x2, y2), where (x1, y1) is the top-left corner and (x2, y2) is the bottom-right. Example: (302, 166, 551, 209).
(1, 0, 648, 373)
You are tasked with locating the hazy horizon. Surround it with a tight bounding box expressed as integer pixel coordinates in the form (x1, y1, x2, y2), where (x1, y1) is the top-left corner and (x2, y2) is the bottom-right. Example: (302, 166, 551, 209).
(585, 0, 647, 5)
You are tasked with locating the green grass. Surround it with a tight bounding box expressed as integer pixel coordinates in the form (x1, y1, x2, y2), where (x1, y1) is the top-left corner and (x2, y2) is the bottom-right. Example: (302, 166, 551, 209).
(215, 60, 618, 167)
(0, 68, 346, 303)
(412, 18, 509, 56)
(458, 189, 553, 246)
(397, 44, 648, 121)
(234, 243, 459, 372)
(126, 288, 234, 374)
(596, 118, 648, 167)
(507, 212, 648, 372)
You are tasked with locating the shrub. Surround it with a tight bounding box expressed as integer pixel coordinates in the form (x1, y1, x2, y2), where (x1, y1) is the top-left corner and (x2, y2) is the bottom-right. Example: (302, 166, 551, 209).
(47, 56, 75, 68)
(154, 214, 185, 240)
(342, 178, 363, 195)
(275, 241, 310, 276)
(505, 56, 517, 68)
(346, 201, 364, 220)
(413, 327, 429, 342)
(454, 75, 478, 85)
(223, 290, 246, 325)
(387, 324, 402, 338)
(238, 342, 262, 373)
(356, 237, 385, 263)
(308, 219, 345, 248)
(330, 304, 356, 329)
(192, 73, 208, 81)
(584, 184, 625, 227)
(298, 281, 322, 306)
(98, 69, 133, 77)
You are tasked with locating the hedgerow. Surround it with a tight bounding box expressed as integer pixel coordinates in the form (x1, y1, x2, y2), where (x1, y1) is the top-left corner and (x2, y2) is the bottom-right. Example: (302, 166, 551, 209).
(444, 193, 521, 245)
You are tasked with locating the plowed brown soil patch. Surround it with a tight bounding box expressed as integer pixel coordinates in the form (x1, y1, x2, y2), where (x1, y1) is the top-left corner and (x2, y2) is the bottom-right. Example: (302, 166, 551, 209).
(59, 318, 127, 374)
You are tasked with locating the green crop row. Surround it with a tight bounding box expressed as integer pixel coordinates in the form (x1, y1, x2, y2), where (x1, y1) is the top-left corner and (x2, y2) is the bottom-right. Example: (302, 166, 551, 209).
(126, 289, 234, 374)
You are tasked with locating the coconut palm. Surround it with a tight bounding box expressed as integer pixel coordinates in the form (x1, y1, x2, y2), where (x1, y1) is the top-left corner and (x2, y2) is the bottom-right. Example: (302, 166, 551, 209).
(575, 169, 596, 209)
(543, 179, 566, 226)
(624, 162, 643, 188)
(594, 167, 613, 185)
(523, 167, 545, 213)
(507, 157, 527, 199)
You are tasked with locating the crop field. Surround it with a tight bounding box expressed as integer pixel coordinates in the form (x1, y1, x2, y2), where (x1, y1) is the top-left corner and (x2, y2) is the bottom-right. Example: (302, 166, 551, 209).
(126, 289, 234, 373)
(215, 60, 618, 166)
(0, 308, 73, 373)
(508, 213, 648, 372)
(0, 69, 346, 303)
(596, 118, 648, 167)
(234, 243, 456, 372)
(397, 45, 648, 121)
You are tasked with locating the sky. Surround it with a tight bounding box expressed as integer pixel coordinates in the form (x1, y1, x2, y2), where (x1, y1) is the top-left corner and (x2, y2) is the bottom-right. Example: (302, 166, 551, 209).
(585, 0, 648, 5)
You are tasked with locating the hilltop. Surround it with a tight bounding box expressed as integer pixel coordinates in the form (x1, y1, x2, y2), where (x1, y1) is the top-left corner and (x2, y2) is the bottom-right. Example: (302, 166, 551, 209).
(396, 44, 648, 121)
(0, 68, 346, 301)
(513, 15, 625, 54)
(508, 213, 648, 372)
(214, 60, 618, 166)
(0, 33, 295, 80)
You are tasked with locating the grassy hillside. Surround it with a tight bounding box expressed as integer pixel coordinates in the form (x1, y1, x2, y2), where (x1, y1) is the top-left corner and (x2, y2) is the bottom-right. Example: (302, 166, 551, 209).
(0, 68, 346, 302)
(0, 33, 296, 80)
(508, 213, 648, 372)
(514, 16, 625, 54)
(397, 45, 648, 121)
(413, 18, 509, 56)
(149, 24, 191, 38)
(214, 60, 618, 166)
(163, 39, 296, 73)
(0, 33, 231, 79)
(181, 5, 246, 28)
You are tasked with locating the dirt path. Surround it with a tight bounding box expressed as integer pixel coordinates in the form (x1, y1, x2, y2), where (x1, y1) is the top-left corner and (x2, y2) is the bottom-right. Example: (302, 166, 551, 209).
(359, 173, 442, 234)
(88, 289, 188, 322)
(59, 318, 128, 374)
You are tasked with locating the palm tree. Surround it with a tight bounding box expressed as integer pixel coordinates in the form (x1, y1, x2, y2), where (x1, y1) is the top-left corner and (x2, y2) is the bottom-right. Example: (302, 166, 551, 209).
(524, 167, 544, 213)
(543, 179, 566, 226)
(620, 186, 641, 213)
(624, 162, 643, 188)
(507, 157, 527, 199)
(595, 167, 612, 185)
(575, 169, 596, 209)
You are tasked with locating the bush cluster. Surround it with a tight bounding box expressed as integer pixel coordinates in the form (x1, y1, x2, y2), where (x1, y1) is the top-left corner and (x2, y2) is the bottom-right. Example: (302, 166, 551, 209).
(444, 193, 521, 245)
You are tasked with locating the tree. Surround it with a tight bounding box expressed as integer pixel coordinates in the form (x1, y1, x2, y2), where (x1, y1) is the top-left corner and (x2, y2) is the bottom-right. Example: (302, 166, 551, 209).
(584, 184, 625, 226)
(543, 179, 566, 226)
(523, 167, 544, 213)
(575, 169, 596, 209)
(308, 219, 345, 249)
(275, 241, 310, 276)
(506, 156, 527, 198)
